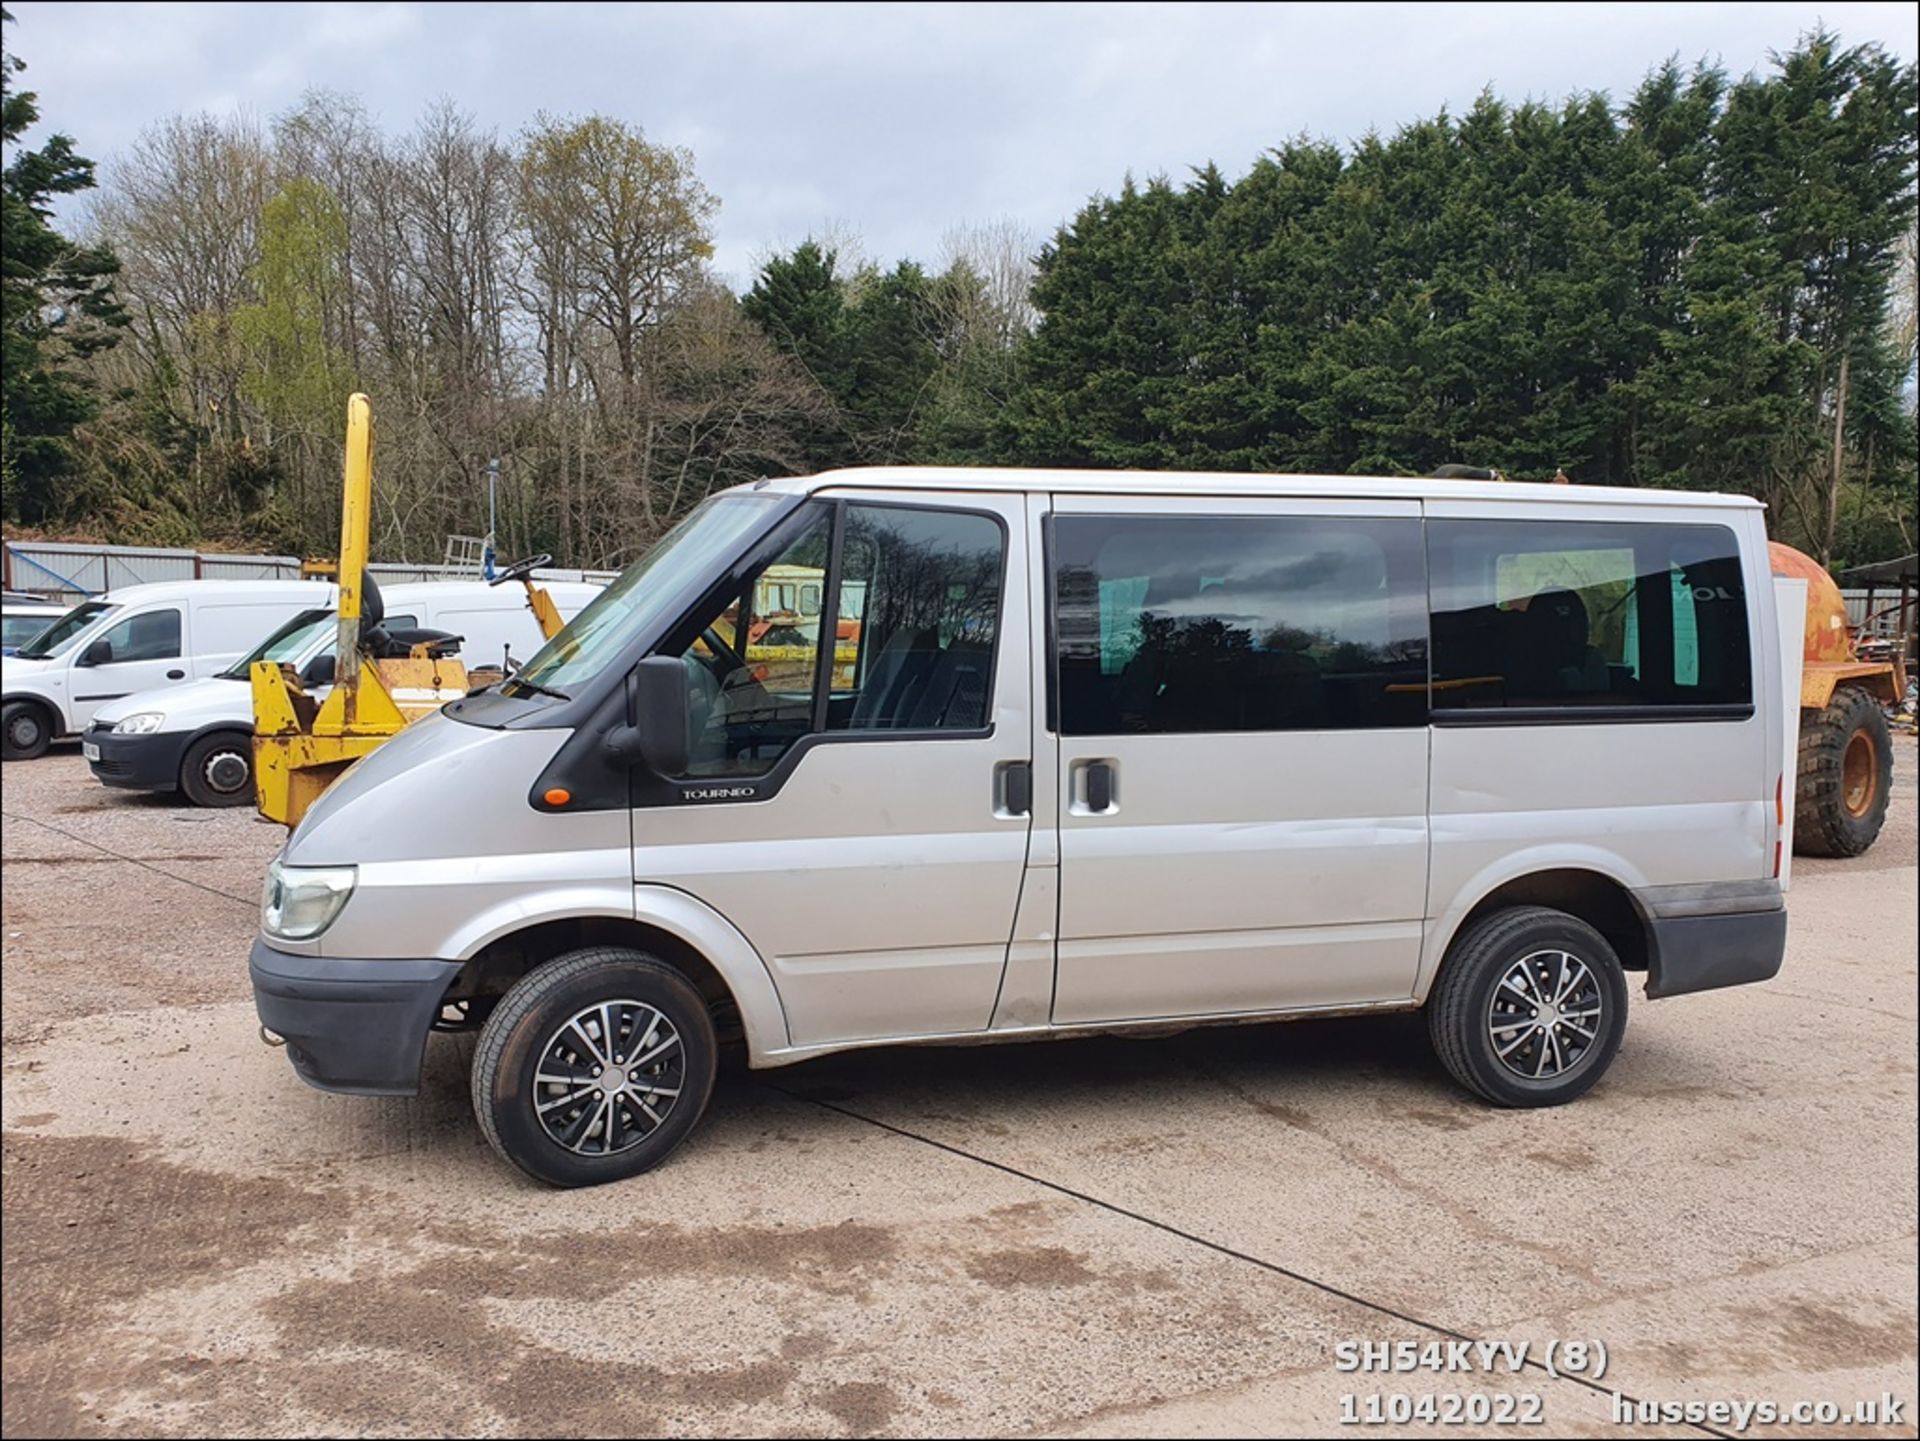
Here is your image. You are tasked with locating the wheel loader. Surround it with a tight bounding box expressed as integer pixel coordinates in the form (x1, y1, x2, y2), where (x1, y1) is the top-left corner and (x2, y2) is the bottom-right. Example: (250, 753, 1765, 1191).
(1769, 542, 1905, 857)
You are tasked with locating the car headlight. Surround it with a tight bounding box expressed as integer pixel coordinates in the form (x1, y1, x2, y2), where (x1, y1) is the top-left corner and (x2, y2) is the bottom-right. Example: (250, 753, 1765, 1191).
(261, 858, 356, 941)
(111, 712, 167, 735)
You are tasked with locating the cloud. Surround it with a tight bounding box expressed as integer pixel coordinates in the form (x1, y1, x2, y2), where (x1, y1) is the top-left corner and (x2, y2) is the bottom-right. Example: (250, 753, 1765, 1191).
(8, 0, 1916, 287)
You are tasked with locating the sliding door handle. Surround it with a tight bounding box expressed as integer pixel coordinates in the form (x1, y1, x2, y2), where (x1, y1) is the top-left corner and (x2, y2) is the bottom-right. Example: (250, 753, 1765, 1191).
(1085, 760, 1115, 813)
(1070, 757, 1118, 815)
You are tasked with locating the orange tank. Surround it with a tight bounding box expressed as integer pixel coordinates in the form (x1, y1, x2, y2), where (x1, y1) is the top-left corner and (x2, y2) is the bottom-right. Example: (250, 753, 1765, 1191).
(1768, 541, 1856, 665)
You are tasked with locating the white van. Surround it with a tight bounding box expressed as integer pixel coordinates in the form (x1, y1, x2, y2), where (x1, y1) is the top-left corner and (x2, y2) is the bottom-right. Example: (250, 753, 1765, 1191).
(2, 580, 332, 761)
(84, 580, 605, 806)
(249, 469, 1790, 1187)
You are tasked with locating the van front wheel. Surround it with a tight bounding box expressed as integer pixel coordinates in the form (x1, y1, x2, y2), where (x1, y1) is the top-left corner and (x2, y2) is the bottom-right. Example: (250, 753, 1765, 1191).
(1427, 906, 1628, 1108)
(3, 701, 53, 761)
(471, 947, 718, 1187)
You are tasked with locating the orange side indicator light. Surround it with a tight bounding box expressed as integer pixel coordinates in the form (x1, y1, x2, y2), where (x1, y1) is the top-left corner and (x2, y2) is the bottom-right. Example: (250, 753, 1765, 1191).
(544, 787, 572, 807)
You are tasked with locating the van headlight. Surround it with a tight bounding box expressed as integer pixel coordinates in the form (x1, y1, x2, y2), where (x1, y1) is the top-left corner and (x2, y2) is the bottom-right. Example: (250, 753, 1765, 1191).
(261, 859, 356, 941)
(112, 712, 167, 735)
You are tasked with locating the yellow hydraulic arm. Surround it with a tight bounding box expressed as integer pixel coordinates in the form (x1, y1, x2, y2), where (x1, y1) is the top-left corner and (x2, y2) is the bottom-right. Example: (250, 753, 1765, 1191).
(252, 394, 467, 828)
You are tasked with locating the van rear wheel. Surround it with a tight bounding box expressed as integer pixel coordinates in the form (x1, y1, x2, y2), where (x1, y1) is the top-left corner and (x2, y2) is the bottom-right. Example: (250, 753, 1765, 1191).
(471, 947, 718, 1187)
(1428, 906, 1628, 1108)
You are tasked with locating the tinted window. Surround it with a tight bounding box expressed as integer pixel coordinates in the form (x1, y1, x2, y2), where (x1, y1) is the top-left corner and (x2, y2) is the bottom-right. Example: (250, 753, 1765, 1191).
(95, 608, 182, 663)
(1427, 520, 1751, 711)
(1053, 515, 1429, 735)
(829, 505, 1003, 732)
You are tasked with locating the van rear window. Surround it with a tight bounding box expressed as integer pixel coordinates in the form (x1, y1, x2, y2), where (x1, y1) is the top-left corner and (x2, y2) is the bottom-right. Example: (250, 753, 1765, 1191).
(1426, 520, 1751, 714)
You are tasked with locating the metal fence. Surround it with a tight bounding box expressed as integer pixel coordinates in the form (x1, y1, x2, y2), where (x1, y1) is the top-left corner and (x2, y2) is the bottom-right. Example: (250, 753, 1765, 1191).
(3, 539, 616, 599)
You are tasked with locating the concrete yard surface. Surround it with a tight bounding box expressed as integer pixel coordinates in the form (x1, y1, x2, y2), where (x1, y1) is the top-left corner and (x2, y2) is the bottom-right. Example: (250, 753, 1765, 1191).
(2, 746, 1915, 1438)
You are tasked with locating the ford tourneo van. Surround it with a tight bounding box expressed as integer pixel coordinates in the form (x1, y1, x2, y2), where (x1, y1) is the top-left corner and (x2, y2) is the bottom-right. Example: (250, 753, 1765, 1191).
(249, 469, 1790, 1187)
(3, 580, 332, 761)
(85, 580, 605, 806)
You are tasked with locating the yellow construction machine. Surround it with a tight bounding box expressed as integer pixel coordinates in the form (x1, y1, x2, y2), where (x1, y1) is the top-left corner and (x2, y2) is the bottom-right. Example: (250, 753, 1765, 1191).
(251, 394, 567, 827)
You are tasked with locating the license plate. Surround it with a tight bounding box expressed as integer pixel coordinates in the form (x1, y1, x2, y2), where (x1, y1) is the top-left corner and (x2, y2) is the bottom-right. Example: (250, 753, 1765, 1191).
(83, 743, 100, 762)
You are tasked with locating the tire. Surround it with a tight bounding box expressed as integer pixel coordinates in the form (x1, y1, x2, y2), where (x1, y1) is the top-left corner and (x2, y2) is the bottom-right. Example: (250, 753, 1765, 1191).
(471, 947, 717, 1187)
(2, 700, 54, 761)
(178, 731, 255, 807)
(1794, 686, 1893, 858)
(1427, 906, 1629, 1108)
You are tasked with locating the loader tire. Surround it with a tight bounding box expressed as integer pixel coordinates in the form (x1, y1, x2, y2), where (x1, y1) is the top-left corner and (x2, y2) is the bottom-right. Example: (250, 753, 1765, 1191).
(1794, 685, 1892, 858)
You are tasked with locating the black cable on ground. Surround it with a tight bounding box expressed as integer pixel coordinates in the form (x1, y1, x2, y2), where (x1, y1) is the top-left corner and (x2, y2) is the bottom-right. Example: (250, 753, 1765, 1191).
(764, 1081, 1732, 1440)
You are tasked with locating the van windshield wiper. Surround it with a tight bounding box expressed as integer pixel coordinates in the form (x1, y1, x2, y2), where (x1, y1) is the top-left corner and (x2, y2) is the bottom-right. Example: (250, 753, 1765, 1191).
(504, 675, 571, 703)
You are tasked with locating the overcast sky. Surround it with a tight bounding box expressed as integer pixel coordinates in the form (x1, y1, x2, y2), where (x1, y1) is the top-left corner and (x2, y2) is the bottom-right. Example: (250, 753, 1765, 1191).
(7, 1, 1917, 286)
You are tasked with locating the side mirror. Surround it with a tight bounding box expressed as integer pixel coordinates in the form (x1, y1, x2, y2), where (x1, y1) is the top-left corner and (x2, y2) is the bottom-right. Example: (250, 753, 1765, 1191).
(606, 656, 689, 777)
(300, 653, 337, 688)
(79, 639, 112, 667)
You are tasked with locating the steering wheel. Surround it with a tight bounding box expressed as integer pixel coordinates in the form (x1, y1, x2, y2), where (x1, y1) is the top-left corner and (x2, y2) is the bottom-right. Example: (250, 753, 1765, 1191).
(488, 553, 553, 587)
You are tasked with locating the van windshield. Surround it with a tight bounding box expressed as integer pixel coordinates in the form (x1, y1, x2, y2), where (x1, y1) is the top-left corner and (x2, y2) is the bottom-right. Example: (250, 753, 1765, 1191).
(220, 608, 336, 679)
(14, 601, 116, 659)
(509, 493, 785, 696)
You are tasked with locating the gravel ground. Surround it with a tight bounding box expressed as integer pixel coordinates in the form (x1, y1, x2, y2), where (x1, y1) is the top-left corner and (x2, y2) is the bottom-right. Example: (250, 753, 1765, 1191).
(3, 741, 1915, 1439)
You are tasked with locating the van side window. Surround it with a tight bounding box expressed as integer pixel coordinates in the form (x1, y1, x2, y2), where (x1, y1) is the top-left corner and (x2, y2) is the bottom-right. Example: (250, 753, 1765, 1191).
(1426, 520, 1751, 712)
(1052, 516, 1429, 735)
(96, 608, 182, 663)
(828, 505, 1003, 732)
(668, 503, 1005, 777)
(675, 510, 833, 777)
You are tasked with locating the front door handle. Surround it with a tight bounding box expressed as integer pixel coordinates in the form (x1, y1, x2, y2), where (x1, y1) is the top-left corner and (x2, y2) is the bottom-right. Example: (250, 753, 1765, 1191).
(995, 760, 1032, 817)
(166, 669, 186, 680)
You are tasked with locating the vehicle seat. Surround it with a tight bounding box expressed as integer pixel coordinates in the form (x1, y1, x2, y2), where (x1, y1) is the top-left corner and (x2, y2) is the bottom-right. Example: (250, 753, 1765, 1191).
(851, 626, 939, 728)
(901, 640, 992, 729)
(1514, 589, 1608, 697)
(368, 626, 463, 660)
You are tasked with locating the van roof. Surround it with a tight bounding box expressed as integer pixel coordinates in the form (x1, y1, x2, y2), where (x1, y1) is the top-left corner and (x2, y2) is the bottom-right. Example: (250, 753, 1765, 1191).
(84, 577, 606, 608)
(760, 466, 1764, 510)
(94, 579, 336, 606)
(375, 579, 605, 605)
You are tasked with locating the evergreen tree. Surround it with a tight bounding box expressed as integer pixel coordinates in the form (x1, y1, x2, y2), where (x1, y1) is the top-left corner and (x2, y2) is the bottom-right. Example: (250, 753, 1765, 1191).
(1, 7, 126, 523)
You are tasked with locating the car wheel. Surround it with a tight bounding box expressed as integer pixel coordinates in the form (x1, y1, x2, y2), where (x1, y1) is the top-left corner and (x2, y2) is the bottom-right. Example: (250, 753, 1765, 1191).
(471, 947, 718, 1187)
(1427, 905, 1628, 1107)
(179, 731, 255, 807)
(2, 701, 53, 761)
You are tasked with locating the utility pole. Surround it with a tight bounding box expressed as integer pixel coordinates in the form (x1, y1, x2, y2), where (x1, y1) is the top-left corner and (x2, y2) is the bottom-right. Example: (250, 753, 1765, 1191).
(483, 457, 500, 580)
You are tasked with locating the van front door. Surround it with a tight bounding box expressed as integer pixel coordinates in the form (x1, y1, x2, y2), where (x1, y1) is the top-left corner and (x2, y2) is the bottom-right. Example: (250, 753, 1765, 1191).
(70, 605, 188, 731)
(1047, 496, 1431, 1024)
(633, 491, 1034, 1049)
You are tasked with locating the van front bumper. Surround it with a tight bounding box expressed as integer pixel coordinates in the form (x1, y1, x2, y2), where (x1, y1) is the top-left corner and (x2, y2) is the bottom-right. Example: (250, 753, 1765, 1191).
(86, 724, 191, 791)
(250, 940, 462, 1096)
(1637, 881, 1787, 999)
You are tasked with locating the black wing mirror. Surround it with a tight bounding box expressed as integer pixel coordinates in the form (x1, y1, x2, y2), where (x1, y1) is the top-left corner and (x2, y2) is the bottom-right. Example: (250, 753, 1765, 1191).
(300, 653, 337, 688)
(79, 639, 112, 667)
(606, 656, 689, 777)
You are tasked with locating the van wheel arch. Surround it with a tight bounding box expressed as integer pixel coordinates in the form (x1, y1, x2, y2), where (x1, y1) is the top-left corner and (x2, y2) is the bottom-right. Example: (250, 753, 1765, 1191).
(1438, 869, 1648, 983)
(449, 917, 745, 1050)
